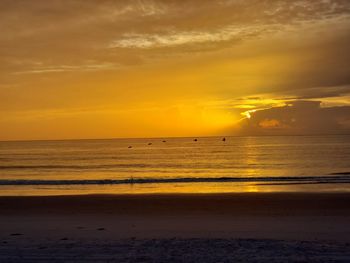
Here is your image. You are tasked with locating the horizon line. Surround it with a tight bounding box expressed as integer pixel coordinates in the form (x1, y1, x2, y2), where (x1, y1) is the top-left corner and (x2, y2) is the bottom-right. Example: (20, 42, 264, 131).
(1, 133, 350, 143)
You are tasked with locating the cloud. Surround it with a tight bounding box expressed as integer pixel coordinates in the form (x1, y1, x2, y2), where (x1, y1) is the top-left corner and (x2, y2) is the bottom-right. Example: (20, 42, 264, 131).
(14, 63, 120, 74)
(237, 100, 350, 135)
(108, 24, 271, 49)
(1, 0, 349, 75)
(287, 85, 350, 100)
(107, 0, 350, 50)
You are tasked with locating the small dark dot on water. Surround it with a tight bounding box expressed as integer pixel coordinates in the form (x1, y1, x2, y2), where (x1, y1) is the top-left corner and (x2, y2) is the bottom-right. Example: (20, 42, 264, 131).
(61, 237, 68, 240)
(3, 241, 7, 244)
(10, 233, 23, 236)
(97, 228, 105, 231)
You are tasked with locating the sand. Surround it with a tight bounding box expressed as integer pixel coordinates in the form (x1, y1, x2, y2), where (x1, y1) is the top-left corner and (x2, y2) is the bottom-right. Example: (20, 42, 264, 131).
(0, 193, 349, 262)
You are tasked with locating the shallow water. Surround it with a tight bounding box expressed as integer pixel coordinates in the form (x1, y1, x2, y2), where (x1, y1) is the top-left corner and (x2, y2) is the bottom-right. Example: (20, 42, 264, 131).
(0, 135, 349, 195)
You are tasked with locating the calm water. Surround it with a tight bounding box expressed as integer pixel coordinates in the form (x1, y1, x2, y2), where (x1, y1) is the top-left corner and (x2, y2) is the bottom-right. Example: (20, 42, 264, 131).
(0, 136, 350, 195)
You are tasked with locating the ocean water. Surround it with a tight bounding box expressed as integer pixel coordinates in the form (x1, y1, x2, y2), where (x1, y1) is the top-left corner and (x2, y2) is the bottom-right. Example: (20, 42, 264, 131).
(0, 135, 349, 195)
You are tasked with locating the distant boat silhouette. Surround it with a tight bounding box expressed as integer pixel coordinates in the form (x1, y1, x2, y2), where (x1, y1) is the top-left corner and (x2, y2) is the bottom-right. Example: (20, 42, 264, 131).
(193, 139, 198, 142)
(162, 140, 166, 143)
(148, 143, 152, 145)
(222, 137, 226, 142)
(128, 146, 132, 148)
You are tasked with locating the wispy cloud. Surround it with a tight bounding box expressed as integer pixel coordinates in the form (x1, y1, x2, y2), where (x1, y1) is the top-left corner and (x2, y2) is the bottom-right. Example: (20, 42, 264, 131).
(108, 24, 273, 49)
(107, 0, 350, 49)
(14, 63, 120, 74)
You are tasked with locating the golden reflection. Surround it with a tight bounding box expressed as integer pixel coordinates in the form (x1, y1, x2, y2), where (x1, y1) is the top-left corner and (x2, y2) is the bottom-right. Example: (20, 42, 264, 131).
(241, 137, 260, 177)
(242, 184, 260, 193)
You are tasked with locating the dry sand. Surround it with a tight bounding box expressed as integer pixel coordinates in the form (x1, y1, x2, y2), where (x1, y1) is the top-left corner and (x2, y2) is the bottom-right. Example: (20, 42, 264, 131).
(0, 193, 349, 262)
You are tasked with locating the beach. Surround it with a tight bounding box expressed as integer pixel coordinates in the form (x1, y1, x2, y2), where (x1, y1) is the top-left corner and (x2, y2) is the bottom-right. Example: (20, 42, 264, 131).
(2, 0, 350, 260)
(1, 193, 350, 262)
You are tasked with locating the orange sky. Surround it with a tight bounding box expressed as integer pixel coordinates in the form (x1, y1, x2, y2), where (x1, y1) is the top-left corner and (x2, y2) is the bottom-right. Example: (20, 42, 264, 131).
(1, 0, 350, 140)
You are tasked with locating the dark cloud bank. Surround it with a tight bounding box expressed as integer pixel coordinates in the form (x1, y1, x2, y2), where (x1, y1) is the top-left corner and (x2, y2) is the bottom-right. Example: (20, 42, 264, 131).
(238, 101, 350, 135)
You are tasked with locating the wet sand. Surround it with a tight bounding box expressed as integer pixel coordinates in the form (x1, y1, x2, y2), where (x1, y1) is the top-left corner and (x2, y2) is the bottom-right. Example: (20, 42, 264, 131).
(0, 193, 349, 262)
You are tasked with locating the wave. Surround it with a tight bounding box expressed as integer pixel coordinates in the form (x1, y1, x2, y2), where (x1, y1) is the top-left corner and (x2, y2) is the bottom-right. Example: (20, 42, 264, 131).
(0, 175, 350, 186)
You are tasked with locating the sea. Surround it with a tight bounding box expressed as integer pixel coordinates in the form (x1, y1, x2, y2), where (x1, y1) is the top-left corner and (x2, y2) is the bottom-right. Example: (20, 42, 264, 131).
(0, 135, 349, 196)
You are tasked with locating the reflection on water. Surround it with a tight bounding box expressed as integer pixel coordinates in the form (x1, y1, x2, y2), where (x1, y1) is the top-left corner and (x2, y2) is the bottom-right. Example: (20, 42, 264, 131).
(242, 137, 260, 176)
(0, 135, 349, 195)
(0, 182, 349, 196)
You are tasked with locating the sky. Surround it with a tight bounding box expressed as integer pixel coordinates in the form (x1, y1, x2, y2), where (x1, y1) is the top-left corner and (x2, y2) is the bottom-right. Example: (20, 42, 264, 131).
(1, 0, 350, 140)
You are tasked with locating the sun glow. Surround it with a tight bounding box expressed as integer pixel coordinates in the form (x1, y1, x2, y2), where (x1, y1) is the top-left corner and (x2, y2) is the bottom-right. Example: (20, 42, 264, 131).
(242, 109, 257, 119)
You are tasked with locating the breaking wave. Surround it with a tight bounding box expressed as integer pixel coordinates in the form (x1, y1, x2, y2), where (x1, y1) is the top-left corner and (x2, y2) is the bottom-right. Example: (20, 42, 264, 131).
(0, 175, 350, 186)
